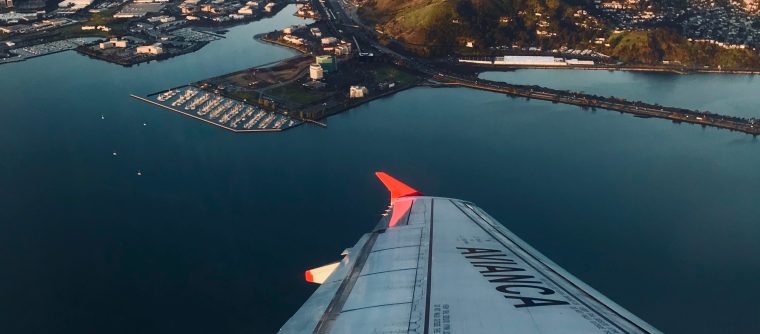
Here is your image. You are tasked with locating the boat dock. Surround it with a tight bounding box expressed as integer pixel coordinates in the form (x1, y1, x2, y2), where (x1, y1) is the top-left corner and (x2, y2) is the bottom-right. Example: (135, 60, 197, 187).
(131, 85, 302, 133)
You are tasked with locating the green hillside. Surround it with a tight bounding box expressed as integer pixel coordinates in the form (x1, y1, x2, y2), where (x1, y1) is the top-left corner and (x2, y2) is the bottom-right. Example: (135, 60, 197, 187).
(607, 29, 760, 67)
(359, 0, 760, 66)
(359, 0, 600, 54)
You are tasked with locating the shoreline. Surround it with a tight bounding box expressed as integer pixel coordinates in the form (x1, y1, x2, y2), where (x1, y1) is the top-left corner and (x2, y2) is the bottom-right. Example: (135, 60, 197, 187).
(452, 62, 760, 75)
(129, 17, 760, 136)
(250, 34, 760, 136)
(429, 80, 759, 136)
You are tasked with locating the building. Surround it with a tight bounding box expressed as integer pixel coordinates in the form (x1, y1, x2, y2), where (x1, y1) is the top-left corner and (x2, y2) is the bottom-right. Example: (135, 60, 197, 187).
(58, 0, 93, 13)
(99, 38, 128, 49)
(136, 43, 163, 54)
(309, 63, 324, 80)
(0, 0, 13, 9)
(321, 37, 337, 45)
(200, 4, 217, 13)
(264, 2, 275, 12)
(147, 15, 176, 23)
(315, 54, 336, 72)
(565, 59, 594, 65)
(238, 6, 253, 15)
(334, 43, 351, 56)
(0, 11, 38, 25)
(115, 2, 164, 18)
(283, 34, 304, 45)
(459, 56, 594, 67)
(349, 86, 368, 98)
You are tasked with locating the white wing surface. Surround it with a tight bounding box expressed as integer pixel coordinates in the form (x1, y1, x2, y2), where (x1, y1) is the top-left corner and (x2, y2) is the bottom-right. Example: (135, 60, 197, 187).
(279, 172, 661, 334)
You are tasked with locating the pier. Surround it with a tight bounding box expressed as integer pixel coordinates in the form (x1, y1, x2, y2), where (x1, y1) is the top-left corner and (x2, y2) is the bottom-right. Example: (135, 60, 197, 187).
(130, 87, 301, 133)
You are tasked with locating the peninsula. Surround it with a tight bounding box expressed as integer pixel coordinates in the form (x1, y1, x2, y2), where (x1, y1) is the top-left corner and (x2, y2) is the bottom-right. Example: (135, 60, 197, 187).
(133, 0, 760, 135)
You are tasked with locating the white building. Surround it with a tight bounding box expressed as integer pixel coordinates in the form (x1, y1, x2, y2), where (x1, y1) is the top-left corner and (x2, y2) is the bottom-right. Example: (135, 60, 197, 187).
(283, 34, 304, 45)
(321, 37, 337, 45)
(58, 0, 93, 12)
(309, 63, 324, 80)
(349, 86, 368, 98)
(136, 43, 163, 55)
(264, 2, 275, 12)
(99, 38, 128, 49)
(565, 59, 594, 65)
(459, 55, 594, 66)
(148, 15, 176, 23)
(334, 44, 349, 55)
(238, 6, 253, 15)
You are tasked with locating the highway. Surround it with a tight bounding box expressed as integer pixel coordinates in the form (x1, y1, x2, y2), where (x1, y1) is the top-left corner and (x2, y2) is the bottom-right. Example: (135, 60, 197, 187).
(309, 0, 760, 136)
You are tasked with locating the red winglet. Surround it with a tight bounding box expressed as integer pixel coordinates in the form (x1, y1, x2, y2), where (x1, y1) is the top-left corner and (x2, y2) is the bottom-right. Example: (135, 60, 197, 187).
(375, 172, 423, 202)
(304, 270, 315, 283)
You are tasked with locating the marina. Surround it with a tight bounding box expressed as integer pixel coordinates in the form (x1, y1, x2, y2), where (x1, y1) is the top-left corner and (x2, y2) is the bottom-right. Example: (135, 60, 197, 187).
(0, 38, 96, 64)
(134, 85, 302, 132)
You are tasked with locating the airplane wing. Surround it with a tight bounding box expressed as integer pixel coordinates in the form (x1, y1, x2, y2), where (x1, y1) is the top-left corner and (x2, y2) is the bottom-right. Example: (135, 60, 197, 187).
(279, 172, 661, 334)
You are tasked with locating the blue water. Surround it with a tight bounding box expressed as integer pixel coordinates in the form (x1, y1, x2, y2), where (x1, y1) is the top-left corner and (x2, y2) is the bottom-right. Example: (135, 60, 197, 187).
(480, 69, 760, 118)
(1, 7, 760, 333)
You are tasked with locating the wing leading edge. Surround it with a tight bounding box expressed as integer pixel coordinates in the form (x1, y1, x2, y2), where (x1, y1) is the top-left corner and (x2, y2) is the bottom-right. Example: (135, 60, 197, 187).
(278, 173, 661, 334)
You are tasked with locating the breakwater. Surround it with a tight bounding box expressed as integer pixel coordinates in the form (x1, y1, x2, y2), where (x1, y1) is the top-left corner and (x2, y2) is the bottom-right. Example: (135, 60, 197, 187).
(431, 77, 760, 136)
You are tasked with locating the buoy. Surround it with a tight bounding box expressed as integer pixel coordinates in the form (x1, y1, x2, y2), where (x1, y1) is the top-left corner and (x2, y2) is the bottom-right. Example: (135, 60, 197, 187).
(112, 152, 117, 156)
(101, 115, 105, 120)
(137, 171, 142, 176)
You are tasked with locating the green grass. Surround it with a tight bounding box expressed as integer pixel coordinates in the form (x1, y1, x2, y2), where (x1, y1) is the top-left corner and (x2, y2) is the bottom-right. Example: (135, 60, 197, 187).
(58, 9, 129, 38)
(267, 83, 334, 105)
(227, 91, 261, 103)
(371, 65, 419, 86)
(87, 9, 119, 26)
